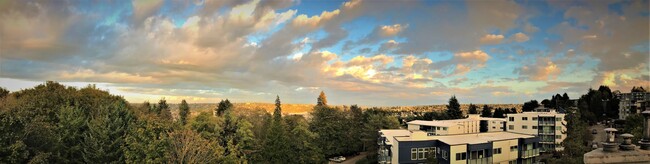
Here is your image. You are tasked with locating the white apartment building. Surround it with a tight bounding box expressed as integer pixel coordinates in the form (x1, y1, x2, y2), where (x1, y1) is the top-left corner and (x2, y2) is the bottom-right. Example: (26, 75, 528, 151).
(616, 92, 650, 120)
(506, 108, 566, 152)
(378, 130, 539, 164)
(407, 114, 506, 136)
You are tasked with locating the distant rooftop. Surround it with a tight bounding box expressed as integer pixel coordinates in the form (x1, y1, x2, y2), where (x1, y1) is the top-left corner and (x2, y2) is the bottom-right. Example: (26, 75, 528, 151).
(395, 131, 535, 145)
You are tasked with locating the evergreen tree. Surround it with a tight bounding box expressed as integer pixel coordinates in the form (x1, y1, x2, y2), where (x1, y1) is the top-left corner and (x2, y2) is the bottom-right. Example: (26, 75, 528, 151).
(522, 100, 540, 112)
(157, 98, 172, 120)
(349, 105, 364, 152)
(179, 100, 190, 125)
(480, 105, 492, 117)
(55, 106, 87, 163)
(260, 96, 290, 163)
(317, 91, 328, 106)
(493, 108, 506, 118)
(468, 104, 478, 114)
(286, 116, 324, 163)
(445, 96, 463, 119)
(562, 93, 570, 101)
(0, 87, 8, 99)
(82, 101, 133, 163)
(216, 99, 233, 116)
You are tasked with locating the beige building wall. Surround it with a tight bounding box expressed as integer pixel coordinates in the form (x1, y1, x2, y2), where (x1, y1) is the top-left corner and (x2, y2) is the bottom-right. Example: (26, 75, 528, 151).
(492, 139, 519, 164)
(450, 144, 467, 164)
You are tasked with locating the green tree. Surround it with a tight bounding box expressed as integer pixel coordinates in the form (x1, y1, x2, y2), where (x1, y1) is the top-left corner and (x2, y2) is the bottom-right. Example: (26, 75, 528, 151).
(317, 91, 328, 106)
(0, 87, 8, 99)
(522, 100, 540, 112)
(156, 98, 172, 120)
(82, 101, 133, 163)
(446, 96, 463, 119)
(468, 104, 478, 114)
(480, 105, 492, 117)
(216, 99, 233, 116)
(493, 108, 506, 118)
(179, 100, 190, 125)
(260, 96, 290, 163)
(285, 115, 324, 163)
(55, 106, 87, 163)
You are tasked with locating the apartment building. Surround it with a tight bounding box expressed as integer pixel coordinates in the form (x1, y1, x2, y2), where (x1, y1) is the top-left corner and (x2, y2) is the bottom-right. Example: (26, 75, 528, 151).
(407, 114, 506, 136)
(378, 130, 539, 164)
(506, 108, 566, 152)
(616, 92, 650, 120)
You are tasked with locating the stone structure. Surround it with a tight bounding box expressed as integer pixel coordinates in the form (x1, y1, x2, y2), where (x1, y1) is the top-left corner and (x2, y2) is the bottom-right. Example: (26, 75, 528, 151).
(640, 110, 650, 150)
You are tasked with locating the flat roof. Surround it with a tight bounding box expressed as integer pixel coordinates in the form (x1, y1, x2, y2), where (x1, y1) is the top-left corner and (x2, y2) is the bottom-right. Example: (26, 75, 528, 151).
(394, 131, 535, 145)
(407, 120, 460, 127)
(379, 129, 411, 145)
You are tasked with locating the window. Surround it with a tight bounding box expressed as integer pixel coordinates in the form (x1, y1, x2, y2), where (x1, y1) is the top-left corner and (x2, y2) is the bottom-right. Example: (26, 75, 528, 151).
(522, 117, 528, 121)
(431, 147, 437, 157)
(494, 148, 502, 154)
(557, 126, 562, 130)
(442, 150, 448, 160)
(437, 127, 440, 130)
(492, 126, 496, 129)
(443, 127, 448, 131)
(437, 147, 440, 154)
(522, 125, 528, 129)
(509, 125, 514, 130)
(456, 152, 467, 160)
(556, 135, 562, 139)
(556, 117, 562, 121)
(532, 117, 538, 121)
(418, 148, 426, 160)
(532, 126, 538, 129)
(510, 145, 518, 152)
(509, 160, 517, 164)
(411, 148, 417, 160)
(509, 117, 514, 121)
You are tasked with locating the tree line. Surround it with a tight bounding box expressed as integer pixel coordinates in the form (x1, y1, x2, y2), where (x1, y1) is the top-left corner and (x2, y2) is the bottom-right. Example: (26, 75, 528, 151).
(0, 82, 400, 163)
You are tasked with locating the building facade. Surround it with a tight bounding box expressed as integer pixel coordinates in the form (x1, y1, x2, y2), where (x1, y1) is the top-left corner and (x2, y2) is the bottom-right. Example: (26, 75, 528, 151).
(616, 92, 650, 120)
(378, 130, 539, 164)
(505, 108, 566, 152)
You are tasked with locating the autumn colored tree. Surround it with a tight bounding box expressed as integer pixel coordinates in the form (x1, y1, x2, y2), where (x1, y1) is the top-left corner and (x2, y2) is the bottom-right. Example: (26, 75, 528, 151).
(317, 91, 328, 106)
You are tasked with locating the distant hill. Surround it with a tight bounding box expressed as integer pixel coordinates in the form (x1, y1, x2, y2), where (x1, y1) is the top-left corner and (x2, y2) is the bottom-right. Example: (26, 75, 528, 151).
(143, 103, 523, 116)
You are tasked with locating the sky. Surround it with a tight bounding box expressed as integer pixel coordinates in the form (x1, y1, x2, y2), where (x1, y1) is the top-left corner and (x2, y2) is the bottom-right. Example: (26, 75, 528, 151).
(0, 0, 648, 106)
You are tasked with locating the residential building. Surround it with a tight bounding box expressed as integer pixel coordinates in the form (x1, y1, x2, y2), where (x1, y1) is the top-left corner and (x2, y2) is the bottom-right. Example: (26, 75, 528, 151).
(616, 92, 650, 120)
(378, 130, 539, 164)
(407, 114, 506, 136)
(506, 108, 566, 152)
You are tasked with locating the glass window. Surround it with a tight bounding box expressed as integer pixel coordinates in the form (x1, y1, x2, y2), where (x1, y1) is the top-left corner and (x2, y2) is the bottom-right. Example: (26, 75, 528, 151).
(418, 148, 426, 160)
(411, 148, 417, 160)
(557, 126, 562, 130)
(556, 135, 562, 139)
(456, 152, 467, 160)
(509, 117, 514, 121)
(494, 148, 502, 154)
(431, 147, 437, 157)
(443, 127, 448, 130)
(510, 146, 518, 152)
(437, 127, 440, 130)
(509, 125, 514, 130)
(522, 117, 528, 120)
(532, 117, 538, 121)
(532, 126, 537, 129)
(522, 125, 527, 129)
(556, 117, 562, 121)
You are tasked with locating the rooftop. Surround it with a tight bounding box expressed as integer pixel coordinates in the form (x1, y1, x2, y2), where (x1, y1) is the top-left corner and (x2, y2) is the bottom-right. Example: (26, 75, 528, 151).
(394, 131, 535, 145)
(379, 129, 411, 145)
(407, 116, 505, 127)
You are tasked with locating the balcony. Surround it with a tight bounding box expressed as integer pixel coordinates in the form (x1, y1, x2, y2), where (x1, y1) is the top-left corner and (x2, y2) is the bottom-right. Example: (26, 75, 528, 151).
(468, 157, 492, 164)
(521, 149, 540, 158)
(539, 121, 555, 126)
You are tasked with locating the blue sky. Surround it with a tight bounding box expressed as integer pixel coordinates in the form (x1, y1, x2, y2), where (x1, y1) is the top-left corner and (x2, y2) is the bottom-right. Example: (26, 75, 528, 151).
(0, 0, 648, 106)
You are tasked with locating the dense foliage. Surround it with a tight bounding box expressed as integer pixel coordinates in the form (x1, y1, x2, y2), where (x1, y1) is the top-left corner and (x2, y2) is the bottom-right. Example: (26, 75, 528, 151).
(0, 83, 402, 163)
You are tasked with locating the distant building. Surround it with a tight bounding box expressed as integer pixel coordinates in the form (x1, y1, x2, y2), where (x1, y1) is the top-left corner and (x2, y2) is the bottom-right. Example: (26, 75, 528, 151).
(406, 114, 506, 135)
(506, 108, 566, 152)
(378, 130, 539, 164)
(616, 92, 650, 120)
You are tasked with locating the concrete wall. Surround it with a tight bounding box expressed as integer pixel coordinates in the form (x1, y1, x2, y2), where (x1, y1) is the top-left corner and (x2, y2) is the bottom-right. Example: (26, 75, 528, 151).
(492, 139, 519, 164)
(450, 145, 467, 164)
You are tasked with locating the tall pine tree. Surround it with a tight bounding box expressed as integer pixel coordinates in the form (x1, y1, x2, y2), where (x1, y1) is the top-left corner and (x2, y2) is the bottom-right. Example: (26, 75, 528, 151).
(261, 96, 290, 163)
(446, 96, 463, 119)
(468, 104, 478, 114)
(317, 91, 328, 106)
(480, 105, 492, 117)
(179, 100, 190, 125)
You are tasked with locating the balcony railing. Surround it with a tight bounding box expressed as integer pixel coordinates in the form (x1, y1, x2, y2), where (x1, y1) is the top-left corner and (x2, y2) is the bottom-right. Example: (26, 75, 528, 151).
(468, 157, 492, 164)
(520, 149, 540, 158)
(539, 121, 555, 126)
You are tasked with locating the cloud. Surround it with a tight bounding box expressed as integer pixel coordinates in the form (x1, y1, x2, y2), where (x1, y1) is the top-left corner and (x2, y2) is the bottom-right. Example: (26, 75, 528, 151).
(480, 34, 505, 44)
(518, 59, 562, 81)
(511, 32, 530, 42)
